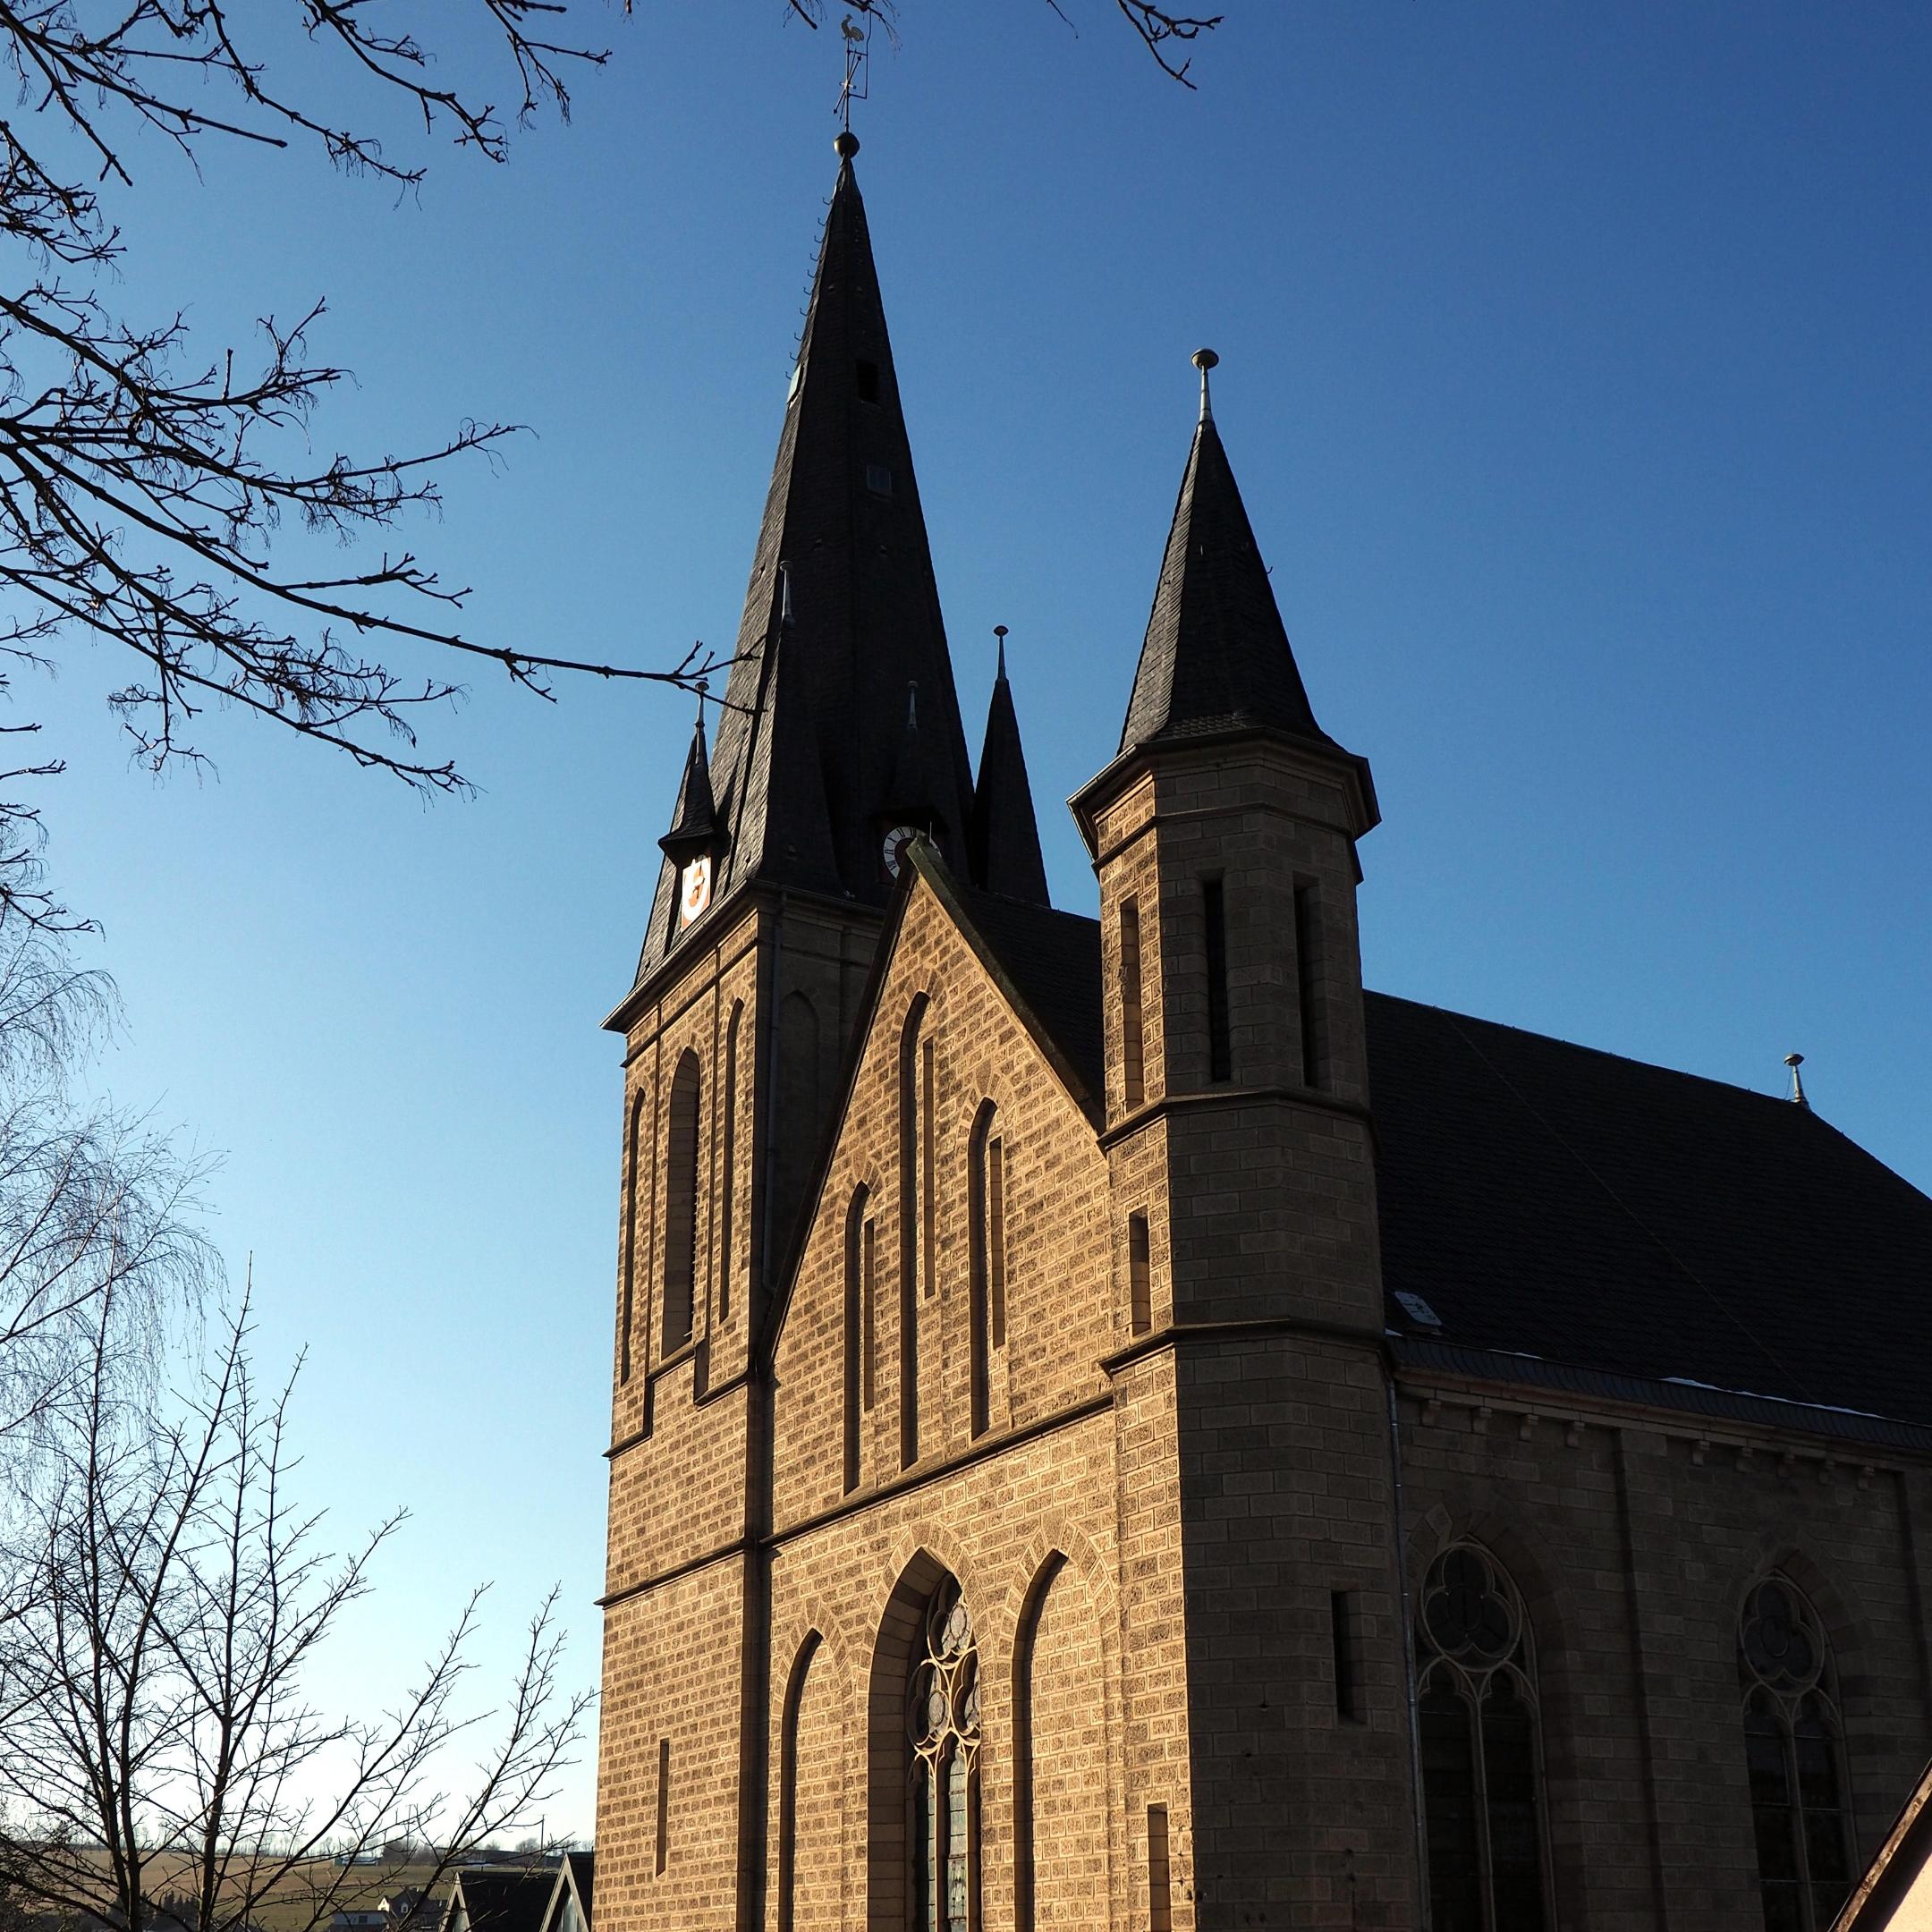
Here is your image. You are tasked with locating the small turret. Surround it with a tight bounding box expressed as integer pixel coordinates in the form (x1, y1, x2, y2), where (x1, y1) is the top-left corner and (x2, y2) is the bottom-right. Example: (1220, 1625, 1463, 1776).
(967, 626, 1050, 905)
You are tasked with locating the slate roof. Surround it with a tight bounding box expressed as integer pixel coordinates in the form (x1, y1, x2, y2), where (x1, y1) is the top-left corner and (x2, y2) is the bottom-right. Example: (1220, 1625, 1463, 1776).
(953, 899, 1932, 1434)
(1120, 411, 1335, 755)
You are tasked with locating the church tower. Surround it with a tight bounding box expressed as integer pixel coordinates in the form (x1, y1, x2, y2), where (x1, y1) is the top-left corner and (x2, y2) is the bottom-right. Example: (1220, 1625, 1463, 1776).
(1071, 352, 1422, 1923)
(596, 136, 986, 1928)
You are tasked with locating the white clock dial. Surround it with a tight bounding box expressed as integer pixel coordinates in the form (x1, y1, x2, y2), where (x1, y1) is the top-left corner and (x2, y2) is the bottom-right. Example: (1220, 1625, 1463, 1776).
(679, 854, 713, 926)
(882, 826, 921, 878)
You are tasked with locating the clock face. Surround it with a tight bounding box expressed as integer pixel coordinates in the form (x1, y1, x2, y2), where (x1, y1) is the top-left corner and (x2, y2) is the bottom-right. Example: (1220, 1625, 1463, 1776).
(882, 825, 921, 879)
(679, 854, 713, 926)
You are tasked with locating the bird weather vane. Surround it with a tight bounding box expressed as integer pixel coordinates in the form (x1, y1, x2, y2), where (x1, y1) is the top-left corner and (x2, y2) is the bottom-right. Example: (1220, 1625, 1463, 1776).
(835, 12, 871, 132)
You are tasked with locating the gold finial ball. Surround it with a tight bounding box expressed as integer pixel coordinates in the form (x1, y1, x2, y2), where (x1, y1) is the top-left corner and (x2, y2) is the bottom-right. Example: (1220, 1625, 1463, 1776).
(835, 130, 860, 159)
(1192, 347, 1220, 371)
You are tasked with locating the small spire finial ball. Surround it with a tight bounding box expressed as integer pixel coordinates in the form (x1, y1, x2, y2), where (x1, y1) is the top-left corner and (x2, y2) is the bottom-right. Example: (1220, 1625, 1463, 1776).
(1784, 1053, 1805, 1069)
(1192, 347, 1220, 371)
(835, 130, 860, 159)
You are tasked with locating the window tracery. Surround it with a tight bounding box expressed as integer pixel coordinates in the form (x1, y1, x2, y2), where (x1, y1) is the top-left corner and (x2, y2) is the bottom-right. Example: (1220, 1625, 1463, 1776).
(1415, 1544, 1549, 1932)
(908, 1581, 979, 1932)
(1739, 1575, 1853, 1932)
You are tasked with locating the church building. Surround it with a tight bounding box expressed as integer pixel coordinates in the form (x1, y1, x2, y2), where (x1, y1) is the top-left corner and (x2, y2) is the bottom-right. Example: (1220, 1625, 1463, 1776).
(592, 137, 1932, 1932)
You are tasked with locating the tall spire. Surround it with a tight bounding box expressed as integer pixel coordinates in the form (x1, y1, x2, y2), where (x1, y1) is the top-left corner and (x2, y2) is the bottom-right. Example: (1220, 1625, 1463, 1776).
(631, 140, 976, 981)
(968, 626, 1050, 906)
(1119, 352, 1333, 756)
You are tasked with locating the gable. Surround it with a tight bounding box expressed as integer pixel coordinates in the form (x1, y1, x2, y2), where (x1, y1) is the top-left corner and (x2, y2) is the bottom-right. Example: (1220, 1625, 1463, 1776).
(767, 862, 1113, 1530)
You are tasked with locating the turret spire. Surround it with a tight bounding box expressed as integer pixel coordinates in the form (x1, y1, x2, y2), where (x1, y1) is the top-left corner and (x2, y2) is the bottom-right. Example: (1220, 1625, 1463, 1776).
(1119, 352, 1333, 756)
(969, 625, 1050, 906)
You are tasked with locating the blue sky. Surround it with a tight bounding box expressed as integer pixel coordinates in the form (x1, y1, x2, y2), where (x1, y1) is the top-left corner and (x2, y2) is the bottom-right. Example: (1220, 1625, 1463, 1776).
(28, 2, 1932, 1838)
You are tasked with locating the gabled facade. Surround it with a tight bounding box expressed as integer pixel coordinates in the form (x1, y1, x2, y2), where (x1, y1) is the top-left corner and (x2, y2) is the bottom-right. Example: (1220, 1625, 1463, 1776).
(594, 143, 1932, 1932)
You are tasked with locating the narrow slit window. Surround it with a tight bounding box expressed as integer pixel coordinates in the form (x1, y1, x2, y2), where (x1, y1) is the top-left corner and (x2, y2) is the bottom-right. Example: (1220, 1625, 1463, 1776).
(922, 1036, 937, 1299)
(1119, 898, 1145, 1109)
(987, 1136, 1006, 1349)
(1128, 1213, 1152, 1336)
(655, 1737, 671, 1876)
(862, 1217, 877, 1409)
(967, 1102, 998, 1440)
(843, 1190, 867, 1494)
(897, 998, 927, 1469)
(720, 1002, 741, 1318)
(1148, 1805, 1173, 1932)
(1294, 885, 1325, 1089)
(1332, 1589, 1360, 1721)
(661, 1050, 701, 1354)
(855, 358, 881, 402)
(1203, 879, 1232, 1083)
(865, 462, 894, 496)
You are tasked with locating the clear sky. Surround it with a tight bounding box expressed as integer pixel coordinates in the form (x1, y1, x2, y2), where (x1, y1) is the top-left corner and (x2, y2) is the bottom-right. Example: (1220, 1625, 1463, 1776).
(29, 2, 1932, 1841)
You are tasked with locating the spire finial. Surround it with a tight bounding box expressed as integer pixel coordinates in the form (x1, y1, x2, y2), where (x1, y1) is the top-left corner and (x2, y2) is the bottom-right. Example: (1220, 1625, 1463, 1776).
(835, 10, 869, 151)
(1784, 1052, 1810, 1110)
(694, 676, 709, 736)
(1192, 346, 1219, 424)
(993, 623, 1009, 680)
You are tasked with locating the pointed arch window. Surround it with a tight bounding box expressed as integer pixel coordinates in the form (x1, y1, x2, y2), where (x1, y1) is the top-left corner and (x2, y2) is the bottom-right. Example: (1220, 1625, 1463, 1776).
(1739, 1575, 1853, 1932)
(720, 1000, 742, 1321)
(1416, 1545, 1550, 1932)
(661, 1049, 701, 1355)
(908, 1580, 980, 1932)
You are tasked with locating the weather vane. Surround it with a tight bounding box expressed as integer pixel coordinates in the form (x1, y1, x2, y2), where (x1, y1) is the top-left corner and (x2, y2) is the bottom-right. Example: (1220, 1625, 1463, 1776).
(835, 12, 871, 136)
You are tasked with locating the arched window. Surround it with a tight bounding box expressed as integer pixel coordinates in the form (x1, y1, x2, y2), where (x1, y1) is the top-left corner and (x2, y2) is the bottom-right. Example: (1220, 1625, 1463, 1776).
(1416, 1545, 1549, 1932)
(719, 1000, 741, 1322)
(661, 1049, 700, 1354)
(896, 995, 928, 1469)
(1739, 1574, 1853, 1932)
(620, 1086, 648, 1384)
(908, 1580, 980, 1932)
(967, 1101, 1005, 1439)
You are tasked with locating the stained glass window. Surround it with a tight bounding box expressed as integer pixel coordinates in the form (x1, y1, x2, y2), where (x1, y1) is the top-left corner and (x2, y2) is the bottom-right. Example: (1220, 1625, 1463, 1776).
(908, 1582, 979, 1932)
(1738, 1577, 1853, 1932)
(1415, 1546, 1549, 1932)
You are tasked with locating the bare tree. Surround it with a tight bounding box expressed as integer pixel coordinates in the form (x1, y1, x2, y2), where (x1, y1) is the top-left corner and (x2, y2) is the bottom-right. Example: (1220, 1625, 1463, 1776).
(0, 0, 733, 928)
(0, 1292, 589, 1932)
(0, 896, 215, 1436)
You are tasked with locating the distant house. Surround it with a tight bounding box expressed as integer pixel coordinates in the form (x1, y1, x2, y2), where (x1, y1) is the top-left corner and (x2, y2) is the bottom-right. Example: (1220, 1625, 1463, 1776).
(377, 1893, 443, 1932)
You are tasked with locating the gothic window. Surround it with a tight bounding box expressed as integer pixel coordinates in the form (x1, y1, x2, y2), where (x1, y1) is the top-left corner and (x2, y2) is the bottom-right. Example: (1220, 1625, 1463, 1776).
(967, 1101, 1004, 1439)
(1739, 1575, 1854, 1932)
(908, 1581, 980, 1932)
(661, 1049, 700, 1355)
(1416, 1545, 1550, 1932)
